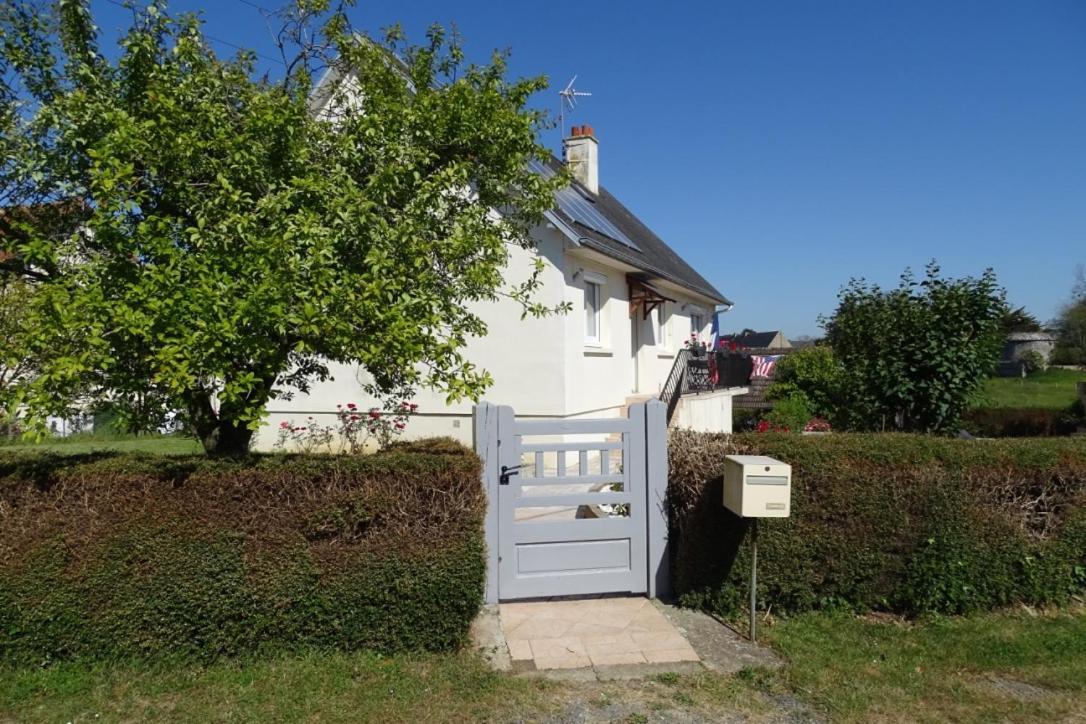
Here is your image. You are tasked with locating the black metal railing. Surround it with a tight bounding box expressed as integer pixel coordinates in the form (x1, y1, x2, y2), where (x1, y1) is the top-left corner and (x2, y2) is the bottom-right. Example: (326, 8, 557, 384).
(659, 347, 690, 424)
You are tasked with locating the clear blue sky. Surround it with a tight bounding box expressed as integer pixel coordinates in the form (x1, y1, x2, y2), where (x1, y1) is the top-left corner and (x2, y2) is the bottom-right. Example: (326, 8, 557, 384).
(90, 0, 1086, 337)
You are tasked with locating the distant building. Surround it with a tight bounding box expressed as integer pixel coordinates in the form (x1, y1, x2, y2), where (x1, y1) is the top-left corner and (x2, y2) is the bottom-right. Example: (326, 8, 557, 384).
(721, 330, 792, 350)
(997, 331, 1058, 376)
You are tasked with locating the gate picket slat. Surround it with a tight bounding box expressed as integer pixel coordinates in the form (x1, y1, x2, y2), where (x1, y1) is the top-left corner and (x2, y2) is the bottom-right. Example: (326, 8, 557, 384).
(512, 518, 634, 544)
(517, 474, 624, 487)
(521, 442, 622, 453)
(514, 492, 628, 508)
(513, 418, 632, 434)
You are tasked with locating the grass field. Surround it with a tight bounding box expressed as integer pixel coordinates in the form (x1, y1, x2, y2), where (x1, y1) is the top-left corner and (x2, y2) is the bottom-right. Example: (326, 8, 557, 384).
(760, 607, 1086, 723)
(976, 368, 1085, 409)
(2, 608, 1082, 723)
(0, 433, 202, 455)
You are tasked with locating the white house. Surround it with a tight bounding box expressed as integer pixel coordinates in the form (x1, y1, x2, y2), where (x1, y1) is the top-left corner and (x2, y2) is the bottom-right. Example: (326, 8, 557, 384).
(255, 118, 737, 449)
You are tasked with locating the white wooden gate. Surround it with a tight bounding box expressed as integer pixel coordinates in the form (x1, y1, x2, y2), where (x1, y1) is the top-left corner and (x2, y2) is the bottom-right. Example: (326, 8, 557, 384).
(474, 401, 670, 602)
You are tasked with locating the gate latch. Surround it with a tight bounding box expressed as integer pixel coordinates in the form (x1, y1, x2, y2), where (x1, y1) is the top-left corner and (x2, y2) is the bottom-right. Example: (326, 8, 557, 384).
(499, 465, 523, 486)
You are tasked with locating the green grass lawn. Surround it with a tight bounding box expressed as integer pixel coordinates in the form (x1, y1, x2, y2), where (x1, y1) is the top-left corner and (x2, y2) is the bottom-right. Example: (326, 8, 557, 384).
(0, 433, 202, 456)
(2, 608, 1083, 723)
(759, 607, 1086, 723)
(976, 368, 1085, 409)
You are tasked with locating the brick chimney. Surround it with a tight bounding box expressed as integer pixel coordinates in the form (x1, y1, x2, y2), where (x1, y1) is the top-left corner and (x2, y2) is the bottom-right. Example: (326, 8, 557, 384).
(563, 124, 599, 195)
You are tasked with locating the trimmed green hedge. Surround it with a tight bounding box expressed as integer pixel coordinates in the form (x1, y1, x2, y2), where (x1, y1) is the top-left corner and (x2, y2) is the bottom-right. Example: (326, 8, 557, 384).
(0, 440, 485, 663)
(669, 432, 1086, 616)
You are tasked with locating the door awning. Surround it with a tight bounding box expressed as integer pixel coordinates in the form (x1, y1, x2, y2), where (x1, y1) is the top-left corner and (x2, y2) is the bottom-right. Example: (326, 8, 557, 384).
(628, 275, 677, 320)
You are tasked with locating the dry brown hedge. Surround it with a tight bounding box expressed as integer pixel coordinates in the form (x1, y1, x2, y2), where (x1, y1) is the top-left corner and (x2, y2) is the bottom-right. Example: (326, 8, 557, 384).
(668, 431, 1086, 616)
(0, 439, 486, 662)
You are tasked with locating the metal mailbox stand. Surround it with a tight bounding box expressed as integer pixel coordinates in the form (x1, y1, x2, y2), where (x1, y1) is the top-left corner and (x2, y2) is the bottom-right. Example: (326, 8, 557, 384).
(722, 454, 791, 644)
(749, 518, 758, 642)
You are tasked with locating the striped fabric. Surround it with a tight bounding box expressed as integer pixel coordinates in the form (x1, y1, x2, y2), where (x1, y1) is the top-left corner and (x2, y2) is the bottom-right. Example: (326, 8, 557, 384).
(751, 355, 781, 378)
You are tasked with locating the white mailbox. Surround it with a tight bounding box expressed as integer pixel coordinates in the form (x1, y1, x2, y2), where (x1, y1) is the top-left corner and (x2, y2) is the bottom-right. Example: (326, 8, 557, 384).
(723, 455, 791, 518)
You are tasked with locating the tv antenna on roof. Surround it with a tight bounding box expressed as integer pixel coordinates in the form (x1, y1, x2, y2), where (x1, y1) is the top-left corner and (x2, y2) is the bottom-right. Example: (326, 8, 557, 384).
(558, 76, 592, 135)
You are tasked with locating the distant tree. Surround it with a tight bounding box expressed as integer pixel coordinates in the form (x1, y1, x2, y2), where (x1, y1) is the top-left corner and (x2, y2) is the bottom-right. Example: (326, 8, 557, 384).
(1001, 305, 1042, 334)
(0, 0, 565, 455)
(1054, 265, 1086, 366)
(822, 262, 1005, 433)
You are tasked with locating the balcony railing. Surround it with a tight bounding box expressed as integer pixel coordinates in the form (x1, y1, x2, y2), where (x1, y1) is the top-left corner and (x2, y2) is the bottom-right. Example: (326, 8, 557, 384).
(660, 348, 756, 424)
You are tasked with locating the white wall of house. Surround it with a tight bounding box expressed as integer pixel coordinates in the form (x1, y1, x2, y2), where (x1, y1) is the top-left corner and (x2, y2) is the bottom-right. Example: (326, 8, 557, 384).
(255, 226, 568, 449)
(254, 227, 720, 450)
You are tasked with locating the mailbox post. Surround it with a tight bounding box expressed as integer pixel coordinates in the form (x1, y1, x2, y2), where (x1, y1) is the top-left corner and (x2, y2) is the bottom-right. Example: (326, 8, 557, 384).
(723, 455, 792, 642)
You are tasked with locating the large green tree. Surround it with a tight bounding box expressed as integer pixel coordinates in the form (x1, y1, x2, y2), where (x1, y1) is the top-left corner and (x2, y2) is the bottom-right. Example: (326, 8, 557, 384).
(823, 262, 1005, 433)
(0, 0, 564, 454)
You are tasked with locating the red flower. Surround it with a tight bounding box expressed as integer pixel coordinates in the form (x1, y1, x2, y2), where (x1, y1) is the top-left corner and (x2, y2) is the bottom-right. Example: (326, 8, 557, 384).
(368, 410, 381, 419)
(409, 403, 418, 411)
(347, 402, 357, 410)
(394, 422, 405, 429)
(279, 421, 290, 429)
(350, 414, 360, 421)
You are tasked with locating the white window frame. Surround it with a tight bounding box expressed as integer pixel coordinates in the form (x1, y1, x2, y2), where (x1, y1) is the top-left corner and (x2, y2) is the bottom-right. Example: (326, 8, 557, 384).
(690, 312, 704, 336)
(656, 303, 669, 349)
(583, 271, 607, 347)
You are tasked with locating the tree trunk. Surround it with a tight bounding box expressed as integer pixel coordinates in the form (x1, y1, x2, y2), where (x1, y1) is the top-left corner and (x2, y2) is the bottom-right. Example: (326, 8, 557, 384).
(188, 390, 257, 457)
(197, 417, 255, 457)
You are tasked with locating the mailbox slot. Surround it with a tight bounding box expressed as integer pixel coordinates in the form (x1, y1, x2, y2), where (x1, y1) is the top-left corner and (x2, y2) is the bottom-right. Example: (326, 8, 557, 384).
(747, 476, 788, 486)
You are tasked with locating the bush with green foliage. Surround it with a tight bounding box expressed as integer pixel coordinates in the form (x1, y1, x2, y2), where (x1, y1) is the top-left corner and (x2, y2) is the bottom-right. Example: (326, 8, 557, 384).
(1053, 268, 1086, 367)
(766, 346, 846, 425)
(0, 441, 485, 663)
(823, 262, 1005, 433)
(763, 395, 812, 433)
(668, 430, 1086, 616)
(1020, 350, 1047, 375)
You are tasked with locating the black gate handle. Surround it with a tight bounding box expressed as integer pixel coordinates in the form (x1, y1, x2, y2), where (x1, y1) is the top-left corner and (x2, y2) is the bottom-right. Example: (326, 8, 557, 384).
(499, 464, 523, 486)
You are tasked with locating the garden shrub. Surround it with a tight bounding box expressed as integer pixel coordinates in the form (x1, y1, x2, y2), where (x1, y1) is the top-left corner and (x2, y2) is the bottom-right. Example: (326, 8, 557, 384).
(964, 407, 1081, 437)
(669, 431, 1086, 616)
(764, 395, 812, 432)
(0, 440, 485, 663)
(1020, 350, 1047, 374)
(766, 345, 846, 424)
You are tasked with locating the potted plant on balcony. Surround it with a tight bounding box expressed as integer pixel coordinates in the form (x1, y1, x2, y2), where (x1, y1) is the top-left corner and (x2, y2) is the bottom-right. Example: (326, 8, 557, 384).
(685, 332, 707, 357)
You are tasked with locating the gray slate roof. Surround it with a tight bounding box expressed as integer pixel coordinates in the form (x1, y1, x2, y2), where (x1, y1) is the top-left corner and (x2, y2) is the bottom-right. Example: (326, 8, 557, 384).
(722, 331, 783, 349)
(541, 158, 730, 305)
(312, 66, 728, 304)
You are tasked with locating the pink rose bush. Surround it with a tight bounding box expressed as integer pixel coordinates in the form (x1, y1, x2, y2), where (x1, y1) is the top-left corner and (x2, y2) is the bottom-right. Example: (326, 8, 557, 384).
(274, 400, 416, 454)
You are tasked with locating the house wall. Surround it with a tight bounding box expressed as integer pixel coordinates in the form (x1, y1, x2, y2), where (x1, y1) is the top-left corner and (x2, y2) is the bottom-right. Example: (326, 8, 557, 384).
(253, 228, 720, 450)
(254, 226, 570, 449)
(563, 248, 715, 415)
(674, 387, 745, 433)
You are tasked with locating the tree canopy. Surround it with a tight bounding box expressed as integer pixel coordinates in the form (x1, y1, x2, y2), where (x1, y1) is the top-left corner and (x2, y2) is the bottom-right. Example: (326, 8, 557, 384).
(0, 0, 565, 454)
(1054, 265, 1086, 366)
(822, 262, 1005, 433)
